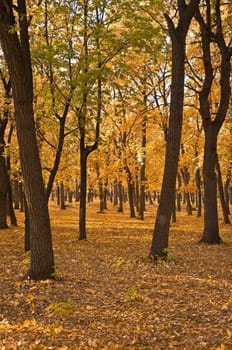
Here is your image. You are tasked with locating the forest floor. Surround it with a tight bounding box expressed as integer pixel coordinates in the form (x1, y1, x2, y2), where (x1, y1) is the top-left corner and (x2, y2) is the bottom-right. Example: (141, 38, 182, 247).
(0, 201, 232, 350)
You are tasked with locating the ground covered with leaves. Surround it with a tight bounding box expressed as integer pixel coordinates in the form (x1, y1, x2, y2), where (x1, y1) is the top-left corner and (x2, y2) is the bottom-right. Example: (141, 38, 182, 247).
(0, 201, 232, 349)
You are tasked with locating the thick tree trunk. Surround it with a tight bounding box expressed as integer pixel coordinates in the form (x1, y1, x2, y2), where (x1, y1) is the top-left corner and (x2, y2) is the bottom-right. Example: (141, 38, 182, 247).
(199, 131, 221, 243)
(150, 29, 186, 258)
(0, 1, 54, 279)
(196, 0, 231, 243)
(149, 0, 200, 259)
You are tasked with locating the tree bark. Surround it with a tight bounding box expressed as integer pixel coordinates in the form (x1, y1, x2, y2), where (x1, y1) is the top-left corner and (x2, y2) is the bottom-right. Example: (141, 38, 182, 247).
(0, 0, 54, 279)
(199, 130, 221, 243)
(0, 118, 8, 228)
(149, 0, 200, 259)
(224, 173, 231, 215)
(196, 0, 231, 243)
(195, 167, 202, 217)
(216, 155, 230, 224)
(79, 149, 88, 240)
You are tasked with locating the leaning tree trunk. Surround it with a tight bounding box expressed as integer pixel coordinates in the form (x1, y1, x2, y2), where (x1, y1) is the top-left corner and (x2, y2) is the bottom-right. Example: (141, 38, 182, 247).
(149, 0, 200, 259)
(0, 0, 54, 280)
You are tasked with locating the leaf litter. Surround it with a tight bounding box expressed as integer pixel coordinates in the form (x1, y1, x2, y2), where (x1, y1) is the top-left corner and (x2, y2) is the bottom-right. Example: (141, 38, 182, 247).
(0, 202, 232, 349)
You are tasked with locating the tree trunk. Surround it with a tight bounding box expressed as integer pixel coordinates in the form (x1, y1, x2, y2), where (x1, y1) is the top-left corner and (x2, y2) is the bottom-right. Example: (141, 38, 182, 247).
(79, 150, 88, 240)
(7, 179, 17, 226)
(196, 0, 231, 243)
(224, 174, 231, 215)
(216, 156, 230, 224)
(180, 167, 192, 215)
(98, 180, 105, 213)
(0, 119, 8, 228)
(138, 111, 147, 220)
(117, 181, 123, 213)
(13, 179, 20, 209)
(60, 181, 66, 210)
(195, 167, 202, 217)
(113, 179, 118, 206)
(0, 1, 54, 279)
(199, 130, 221, 243)
(172, 196, 176, 223)
(24, 193, 30, 252)
(150, 0, 200, 258)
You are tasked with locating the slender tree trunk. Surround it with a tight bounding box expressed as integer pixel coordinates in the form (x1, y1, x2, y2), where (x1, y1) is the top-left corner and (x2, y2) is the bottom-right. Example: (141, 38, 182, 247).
(98, 180, 104, 213)
(117, 181, 123, 213)
(216, 155, 230, 224)
(7, 179, 17, 226)
(138, 110, 147, 220)
(125, 166, 135, 218)
(79, 150, 88, 240)
(60, 181, 66, 210)
(176, 173, 182, 212)
(224, 174, 231, 215)
(13, 179, 20, 209)
(195, 167, 202, 217)
(113, 179, 118, 206)
(180, 167, 192, 215)
(0, 119, 8, 228)
(172, 196, 176, 223)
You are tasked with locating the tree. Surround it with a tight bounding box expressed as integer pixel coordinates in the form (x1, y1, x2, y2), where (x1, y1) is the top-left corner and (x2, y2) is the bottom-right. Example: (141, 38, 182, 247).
(0, 0, 54, 280)
(31, 0, 76, 201)
(149, 0, 200, 259)
(195, 0, 232, 243)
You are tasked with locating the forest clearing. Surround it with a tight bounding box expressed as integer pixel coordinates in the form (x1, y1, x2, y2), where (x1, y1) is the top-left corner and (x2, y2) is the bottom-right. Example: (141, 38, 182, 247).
(1, 201, 232, 350)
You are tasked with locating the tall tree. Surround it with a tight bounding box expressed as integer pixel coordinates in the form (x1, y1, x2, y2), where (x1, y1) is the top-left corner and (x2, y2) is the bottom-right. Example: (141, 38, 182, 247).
(0, 0, 54, 279)
(77, 0, 102, 240)
(195, 0, 232, 243)
(149, 0, 200, 259)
